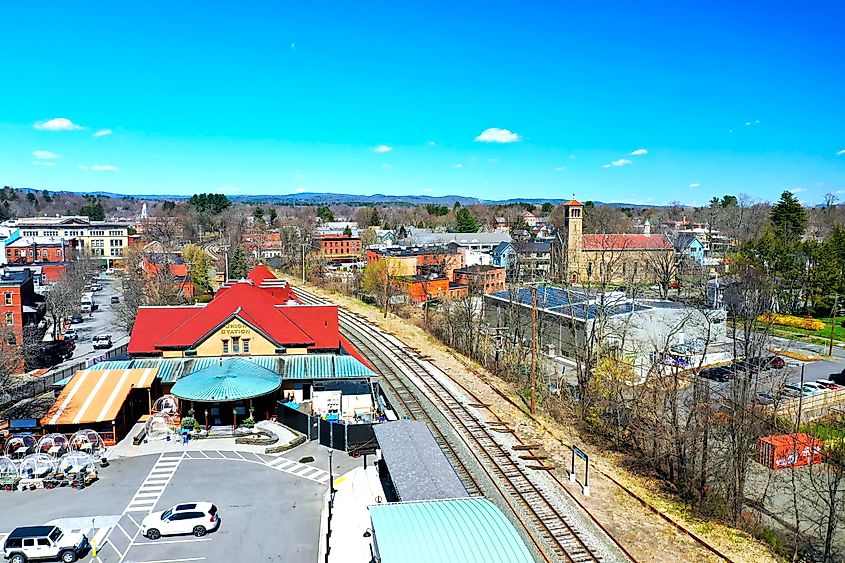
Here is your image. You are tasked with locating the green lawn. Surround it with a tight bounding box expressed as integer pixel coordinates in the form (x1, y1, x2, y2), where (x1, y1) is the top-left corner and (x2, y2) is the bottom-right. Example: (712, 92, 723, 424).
(769, 317, 845, 345)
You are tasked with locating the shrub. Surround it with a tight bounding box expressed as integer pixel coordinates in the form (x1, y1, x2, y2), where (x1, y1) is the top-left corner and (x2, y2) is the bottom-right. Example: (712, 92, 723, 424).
(243, 416, 256, 429)
(180, 417, 196, 429)
(758, 313, 826, 331)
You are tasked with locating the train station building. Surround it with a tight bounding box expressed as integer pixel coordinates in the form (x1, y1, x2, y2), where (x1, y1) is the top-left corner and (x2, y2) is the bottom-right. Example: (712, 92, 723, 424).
(42, 265, 379, 438)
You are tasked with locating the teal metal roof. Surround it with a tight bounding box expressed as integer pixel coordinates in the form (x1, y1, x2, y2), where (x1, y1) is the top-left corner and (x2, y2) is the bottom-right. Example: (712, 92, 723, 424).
(283, 354, 377, 380)
(92, 354, 374, 384)
(369, 498, 534, 563)
(171, 358, 281, 402)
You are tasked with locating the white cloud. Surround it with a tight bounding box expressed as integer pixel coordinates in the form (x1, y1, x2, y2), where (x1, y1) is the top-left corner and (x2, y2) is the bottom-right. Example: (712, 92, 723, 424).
(34, 117, 82, 131)
(373, 145, 392, 153)
(689, 183, 701, 188)
(569, 154, 577, 159)
(789, 187, 805, 193)
(32, 161, 56, 167)
(836, 149, 845, 156)
(32, 150, 60, 159)
(78, 164, 119, 171)
(427, 141, 436, 146)
(630, 148, 648, 156)
(296, 187, 306, 193)
(602, 164, 611, 169)
(380, 164, 392, 169)
(93, 129, 112, 137)
(604, 159, 632, 168)
(745, 121, 752, 126)
(453, 163, 464, 168)
(554, 166, 566, 171)
(474, 127, 521, 143)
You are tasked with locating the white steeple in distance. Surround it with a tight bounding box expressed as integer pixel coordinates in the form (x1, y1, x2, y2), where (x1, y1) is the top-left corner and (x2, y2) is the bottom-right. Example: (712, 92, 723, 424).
(139, 203, 148, 220)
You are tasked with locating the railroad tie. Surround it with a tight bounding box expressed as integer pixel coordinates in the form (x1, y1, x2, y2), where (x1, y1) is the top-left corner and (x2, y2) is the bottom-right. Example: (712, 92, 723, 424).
(512, 444, 541, 451)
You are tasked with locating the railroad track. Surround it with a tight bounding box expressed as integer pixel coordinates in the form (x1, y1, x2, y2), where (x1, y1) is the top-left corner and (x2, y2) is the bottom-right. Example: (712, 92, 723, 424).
(295, 288, 625, 563)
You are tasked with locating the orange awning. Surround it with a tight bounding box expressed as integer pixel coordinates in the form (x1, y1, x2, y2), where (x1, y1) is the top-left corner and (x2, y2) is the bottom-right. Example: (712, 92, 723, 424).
(42, 368, 158, 426)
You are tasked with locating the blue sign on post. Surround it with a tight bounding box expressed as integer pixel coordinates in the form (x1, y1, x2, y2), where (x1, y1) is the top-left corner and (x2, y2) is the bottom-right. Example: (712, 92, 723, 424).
(569, 445, 590, 496)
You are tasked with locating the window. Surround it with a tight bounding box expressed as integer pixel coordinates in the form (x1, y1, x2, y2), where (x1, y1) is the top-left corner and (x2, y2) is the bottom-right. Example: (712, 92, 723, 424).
(586, 262, 593, 277)
(6, 313, 14, 326)
(4, 292, 11, 306)
(222, 339, 229, 354)
(109, 230, 123, 236)
(22, 230, 37, 236)
(23, 539, 35, 548)
(232, 336, 240, 354)
(37, 538, 50, 546)
(242, 339, 250, 354)
(91, 239, 105, 248)
(110, 239, 123, 247)
(90, 230, 105, 236)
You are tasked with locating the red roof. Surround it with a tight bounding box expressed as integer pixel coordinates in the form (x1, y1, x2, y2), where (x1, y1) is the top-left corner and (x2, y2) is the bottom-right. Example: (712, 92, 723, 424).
(129, 306, 200, 355)
(129, 281, 341, 355)
(246, 264, 277, 283)
(563, 199, 582, 206)
(582, 234, 673, 251)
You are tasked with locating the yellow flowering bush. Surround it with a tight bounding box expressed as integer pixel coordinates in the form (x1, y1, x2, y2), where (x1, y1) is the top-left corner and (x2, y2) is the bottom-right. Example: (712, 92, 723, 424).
(759, 313, 826, 331)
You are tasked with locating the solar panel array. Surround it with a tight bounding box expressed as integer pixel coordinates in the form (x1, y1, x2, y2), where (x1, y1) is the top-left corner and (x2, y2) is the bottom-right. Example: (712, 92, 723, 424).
(490, 286, 651, 320)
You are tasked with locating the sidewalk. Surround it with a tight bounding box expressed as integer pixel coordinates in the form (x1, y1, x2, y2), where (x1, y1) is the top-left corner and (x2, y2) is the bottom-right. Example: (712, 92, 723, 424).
(318, 463, 385, 563)
(109, 420, 299, 459)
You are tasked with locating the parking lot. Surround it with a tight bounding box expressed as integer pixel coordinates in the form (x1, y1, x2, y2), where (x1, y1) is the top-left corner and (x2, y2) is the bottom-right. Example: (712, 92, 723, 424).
(0, 442, 357, 563)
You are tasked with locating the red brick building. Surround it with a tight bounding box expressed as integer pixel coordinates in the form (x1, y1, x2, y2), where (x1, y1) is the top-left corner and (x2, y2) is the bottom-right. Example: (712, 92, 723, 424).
(453, 265, 506, 294)
(5, 235, 71, 264)
(0, 269, 43, 345)
(315, 234, 362, 258)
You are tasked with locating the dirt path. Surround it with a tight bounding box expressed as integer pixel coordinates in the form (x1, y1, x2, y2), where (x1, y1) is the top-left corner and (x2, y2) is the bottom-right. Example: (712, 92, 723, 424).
(301, 282, 782, 563)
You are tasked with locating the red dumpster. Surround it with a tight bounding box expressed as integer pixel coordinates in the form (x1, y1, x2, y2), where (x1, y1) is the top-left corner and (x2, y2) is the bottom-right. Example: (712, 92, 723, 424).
(756, 433, 823, 470)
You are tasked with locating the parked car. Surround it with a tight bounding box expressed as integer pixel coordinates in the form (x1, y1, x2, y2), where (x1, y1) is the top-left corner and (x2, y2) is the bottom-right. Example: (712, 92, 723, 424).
(829, 369, 845, 386)
(63, 329, 78, 341)
(755, 391, 775, 405)
(91, 284, 103, 292)
(802, 382, 826, 394)
(3, 525, 89, 563)
(92, 335, 112, 350)
(700, 367, 729, 382)
(783, 384, 812, 397)
(141, 502, 220, 540)
(70, 315, 83, 324)
(110, 295, 120, 304)
(80, 304, 92, 314)
(815, 379, 843, 390)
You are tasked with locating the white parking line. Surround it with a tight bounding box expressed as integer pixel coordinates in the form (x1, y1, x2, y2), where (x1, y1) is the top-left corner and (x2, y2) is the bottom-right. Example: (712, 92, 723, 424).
(133, 537, 213, 545)
(129, 558, 205, 563)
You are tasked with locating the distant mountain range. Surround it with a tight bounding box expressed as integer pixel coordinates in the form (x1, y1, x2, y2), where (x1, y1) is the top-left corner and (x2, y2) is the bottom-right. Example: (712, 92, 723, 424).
(21, 187, 656, 208)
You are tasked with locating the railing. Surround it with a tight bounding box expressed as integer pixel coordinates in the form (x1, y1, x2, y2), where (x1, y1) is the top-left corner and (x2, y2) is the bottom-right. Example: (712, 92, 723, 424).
(0, 342, 128, 412)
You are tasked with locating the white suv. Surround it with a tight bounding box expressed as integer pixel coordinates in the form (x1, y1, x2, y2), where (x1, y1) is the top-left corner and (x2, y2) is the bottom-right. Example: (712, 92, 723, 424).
(3, 526, 89, 563)
(141, 502, 220, 540)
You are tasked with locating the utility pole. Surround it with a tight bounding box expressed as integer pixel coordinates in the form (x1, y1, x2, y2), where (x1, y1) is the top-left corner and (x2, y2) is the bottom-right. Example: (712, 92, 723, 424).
(530, 284, 538, 414)
(829, 295, 839, 357)
(382, 266, 389, 319)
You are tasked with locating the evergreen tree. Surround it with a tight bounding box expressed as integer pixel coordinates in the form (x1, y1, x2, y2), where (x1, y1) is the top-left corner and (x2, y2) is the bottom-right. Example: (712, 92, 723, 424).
(369, 207, 382, 227)
(541, 202, 554, 214)
(398, 225, 407, 239)
(770, 190, 807, 242)
(268, 208, 278, 224)
(455, 207, 479, 233)
(229, 246, 249, 279)
(343, 225, 352, 236)
(316, 205, 335, 222)
(42, 189, 53, 203)
(253, 206, 265, 225)
(80, 196, 105, 220)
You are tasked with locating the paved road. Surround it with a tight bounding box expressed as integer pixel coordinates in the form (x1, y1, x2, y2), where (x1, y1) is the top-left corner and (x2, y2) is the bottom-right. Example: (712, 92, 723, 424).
(65, 274, 127, 360)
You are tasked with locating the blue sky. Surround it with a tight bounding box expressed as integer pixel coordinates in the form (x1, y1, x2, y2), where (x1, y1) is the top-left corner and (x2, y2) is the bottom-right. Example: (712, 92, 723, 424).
(1, 1, 843, 205)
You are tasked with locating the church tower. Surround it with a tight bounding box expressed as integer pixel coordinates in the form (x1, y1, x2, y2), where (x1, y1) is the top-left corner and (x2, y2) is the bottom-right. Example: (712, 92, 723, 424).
(563, 199, 583, 283)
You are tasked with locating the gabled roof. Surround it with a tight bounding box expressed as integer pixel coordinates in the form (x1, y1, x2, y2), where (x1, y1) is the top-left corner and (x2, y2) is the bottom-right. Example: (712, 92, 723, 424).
(247, 264, 277, 283)
(128, 281, 342, 355)
(563, 199, 583, 206)
(582, 233, 674, 251)
(672, 232, 702, 249)
(492, 241, 514, 254)
(154, 282, 314, 349)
